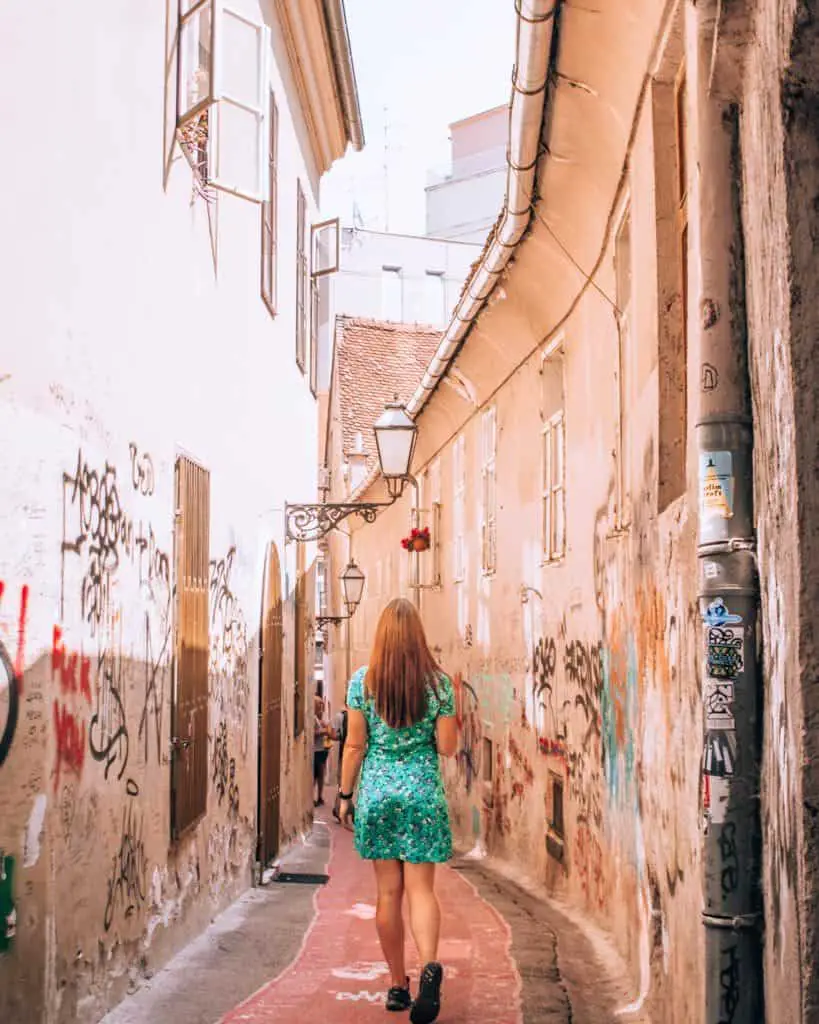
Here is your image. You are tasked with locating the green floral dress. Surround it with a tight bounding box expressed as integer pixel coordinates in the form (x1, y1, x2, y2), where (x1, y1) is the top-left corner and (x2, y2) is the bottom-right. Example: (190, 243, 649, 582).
(347, 667, 455, 863)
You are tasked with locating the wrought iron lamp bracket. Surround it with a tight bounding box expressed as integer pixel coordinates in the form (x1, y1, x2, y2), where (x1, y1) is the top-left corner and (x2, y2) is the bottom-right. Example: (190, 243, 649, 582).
(315, 614, 349, 628)
(285, 498, 396, 543)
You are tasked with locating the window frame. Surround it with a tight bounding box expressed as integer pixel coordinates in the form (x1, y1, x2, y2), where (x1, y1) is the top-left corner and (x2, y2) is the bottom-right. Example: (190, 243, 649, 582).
(296, 180, 307, 373)
(541, 410, 566, 563)
(311, 218, 341, 278)
(309, 276, 319, 396)
(381, 266, 403, 322)
(480, 407, 497, 576)
(424, 270, 446, 325)
(176, 1, 270, 204)
(613, 199, 633, 531)
(452, 435, 466, 584)
(260, 89, 278, 316)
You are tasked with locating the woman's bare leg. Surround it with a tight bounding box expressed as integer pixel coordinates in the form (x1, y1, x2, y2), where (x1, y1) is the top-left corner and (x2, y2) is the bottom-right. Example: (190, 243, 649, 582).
(373, 860, 406, 987)
(403, 862, 440, 965)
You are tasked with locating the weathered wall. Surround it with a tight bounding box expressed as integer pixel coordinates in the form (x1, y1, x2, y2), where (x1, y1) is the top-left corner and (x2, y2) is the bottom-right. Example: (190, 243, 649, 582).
(335, 99, 702, 1024)
(0, 1, 320, 1020)
(327, 2, 708, 1018)
(739, 0, 819, 1017)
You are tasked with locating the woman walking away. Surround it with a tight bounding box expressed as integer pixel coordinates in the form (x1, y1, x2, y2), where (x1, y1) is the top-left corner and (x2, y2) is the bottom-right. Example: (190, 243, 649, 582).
(338, 598, 458, 1024)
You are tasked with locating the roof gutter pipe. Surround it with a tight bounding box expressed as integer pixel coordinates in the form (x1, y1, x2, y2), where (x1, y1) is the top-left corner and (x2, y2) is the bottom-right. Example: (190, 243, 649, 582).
(406, 0, 557, 418)
(323, 0, 365, 151)
(348, 0, 556, 502)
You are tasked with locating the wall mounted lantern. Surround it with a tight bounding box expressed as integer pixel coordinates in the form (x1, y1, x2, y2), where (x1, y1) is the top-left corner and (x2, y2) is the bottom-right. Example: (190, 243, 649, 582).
(372, 398, 418, 500)
(316, 559, 366, 628)
(284, 396, 419, 543)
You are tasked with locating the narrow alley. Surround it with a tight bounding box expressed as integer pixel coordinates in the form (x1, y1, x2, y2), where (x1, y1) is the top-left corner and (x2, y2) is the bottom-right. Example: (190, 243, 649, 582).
(2, 0, 819, 1021)
(100, 798, 637, 1024)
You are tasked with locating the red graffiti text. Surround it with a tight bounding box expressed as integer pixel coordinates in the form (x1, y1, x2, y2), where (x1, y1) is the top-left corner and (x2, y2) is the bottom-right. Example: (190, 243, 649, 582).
(53, 701, 86, 790)
(51, 626, 92, 703)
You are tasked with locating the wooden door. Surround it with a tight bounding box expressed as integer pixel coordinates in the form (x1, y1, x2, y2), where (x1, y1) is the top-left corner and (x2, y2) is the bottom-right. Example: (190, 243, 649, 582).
(258, 542, 283, 865)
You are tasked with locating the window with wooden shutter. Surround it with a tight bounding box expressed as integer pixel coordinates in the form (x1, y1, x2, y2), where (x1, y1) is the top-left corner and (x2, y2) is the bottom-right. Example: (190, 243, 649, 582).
(171, 456, 211, 839)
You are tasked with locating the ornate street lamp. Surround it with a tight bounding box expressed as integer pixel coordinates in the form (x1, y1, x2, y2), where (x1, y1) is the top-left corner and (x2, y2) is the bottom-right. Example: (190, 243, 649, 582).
(372, 398, 418, 500)
(285, 396, 419, 542)
(316, 559, 366, 628)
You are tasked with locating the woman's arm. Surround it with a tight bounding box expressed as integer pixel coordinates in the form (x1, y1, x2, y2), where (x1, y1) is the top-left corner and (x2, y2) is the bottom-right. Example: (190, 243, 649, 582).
(339, 708, 368, 795)
(435, 715, 458, 758)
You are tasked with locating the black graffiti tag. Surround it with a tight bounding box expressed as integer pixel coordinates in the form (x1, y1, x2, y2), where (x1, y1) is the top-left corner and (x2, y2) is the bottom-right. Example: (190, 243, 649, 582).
(103, 785, 148, 931)
(533, 636, 557, 698)
(719, 943, 740, 1022)
(718, 820, 739, 897)
(128, 442, 155, 496)
(89, 644, 129, 781)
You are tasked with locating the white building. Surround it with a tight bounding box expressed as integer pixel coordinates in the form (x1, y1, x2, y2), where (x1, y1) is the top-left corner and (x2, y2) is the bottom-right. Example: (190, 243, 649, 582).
(0, 1, 361, 1020)
(315, 227, 481, 392)
(425, 105, 508, 243)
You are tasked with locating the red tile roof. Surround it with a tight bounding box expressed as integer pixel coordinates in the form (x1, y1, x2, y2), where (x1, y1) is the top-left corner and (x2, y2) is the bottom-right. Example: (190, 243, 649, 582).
(335, 317, 442, 467)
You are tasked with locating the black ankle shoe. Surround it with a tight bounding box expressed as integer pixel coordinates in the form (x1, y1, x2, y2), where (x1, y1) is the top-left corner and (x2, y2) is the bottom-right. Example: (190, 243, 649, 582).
(410, 962, 443, 1024)
(386, 977, 411, 1012)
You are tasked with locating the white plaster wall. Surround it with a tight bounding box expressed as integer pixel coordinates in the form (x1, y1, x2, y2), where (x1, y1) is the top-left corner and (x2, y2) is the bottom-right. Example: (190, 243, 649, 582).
(0, 1, 322, 1020)
(331, 228, 481, 326)
(425, 168, 507, 243)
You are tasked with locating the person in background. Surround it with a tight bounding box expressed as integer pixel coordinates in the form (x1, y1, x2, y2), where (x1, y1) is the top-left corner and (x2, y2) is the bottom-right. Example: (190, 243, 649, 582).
(331, 702, 352, 823)
(338, 597, 458, 1024)
(313, 695, 331, 807)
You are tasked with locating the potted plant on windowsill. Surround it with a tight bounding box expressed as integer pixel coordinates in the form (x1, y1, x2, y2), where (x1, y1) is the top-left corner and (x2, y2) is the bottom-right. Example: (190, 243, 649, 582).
(401, 527, 431, 553)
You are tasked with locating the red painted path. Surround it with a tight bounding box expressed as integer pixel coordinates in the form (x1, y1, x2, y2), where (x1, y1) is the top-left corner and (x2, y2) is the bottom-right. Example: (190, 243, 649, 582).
(221, 814, 523, 1024)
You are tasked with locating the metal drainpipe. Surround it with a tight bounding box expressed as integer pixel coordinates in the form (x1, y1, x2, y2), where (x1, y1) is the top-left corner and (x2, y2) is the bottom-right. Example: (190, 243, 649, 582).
(694, 10, 764, 1022)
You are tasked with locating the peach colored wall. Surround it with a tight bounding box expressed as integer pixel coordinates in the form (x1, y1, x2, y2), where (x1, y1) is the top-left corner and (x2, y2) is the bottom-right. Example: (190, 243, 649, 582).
(329, 4, 703, 1018)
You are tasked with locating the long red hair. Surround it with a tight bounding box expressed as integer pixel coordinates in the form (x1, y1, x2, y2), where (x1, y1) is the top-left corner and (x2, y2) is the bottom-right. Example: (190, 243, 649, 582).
(365, 598, 440, 728)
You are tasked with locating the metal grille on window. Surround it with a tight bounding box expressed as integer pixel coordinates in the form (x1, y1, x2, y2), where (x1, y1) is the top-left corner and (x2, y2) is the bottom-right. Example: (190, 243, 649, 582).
(171, 456, 211, 840)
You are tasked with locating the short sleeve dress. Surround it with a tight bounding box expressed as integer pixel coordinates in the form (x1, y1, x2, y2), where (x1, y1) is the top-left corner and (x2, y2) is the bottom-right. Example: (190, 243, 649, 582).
(347, 666, 455, 864)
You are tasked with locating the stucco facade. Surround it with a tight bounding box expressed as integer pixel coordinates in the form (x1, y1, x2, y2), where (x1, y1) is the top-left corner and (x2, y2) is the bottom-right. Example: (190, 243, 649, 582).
(324, 1, 819, 1020)
(425, 106, 508, 244)
(0, 1, 359, 1021)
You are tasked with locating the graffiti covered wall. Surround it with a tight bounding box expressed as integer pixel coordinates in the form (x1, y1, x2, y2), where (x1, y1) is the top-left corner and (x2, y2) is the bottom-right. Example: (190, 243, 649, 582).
(0, 398, 317, 1022)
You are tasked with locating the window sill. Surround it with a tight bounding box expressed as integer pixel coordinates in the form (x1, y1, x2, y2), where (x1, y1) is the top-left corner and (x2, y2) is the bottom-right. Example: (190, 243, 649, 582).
(480, 569, 496, 580)
(540, 554, 566, 568)
(545, 831, 565, 863)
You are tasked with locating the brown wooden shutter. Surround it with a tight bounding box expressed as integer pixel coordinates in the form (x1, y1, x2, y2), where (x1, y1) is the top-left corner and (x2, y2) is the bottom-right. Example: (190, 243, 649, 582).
(171, 456, 210, 839)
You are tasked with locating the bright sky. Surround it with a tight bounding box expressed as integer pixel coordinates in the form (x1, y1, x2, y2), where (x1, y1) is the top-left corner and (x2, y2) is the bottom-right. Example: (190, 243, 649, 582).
(321, 0, 517, 236)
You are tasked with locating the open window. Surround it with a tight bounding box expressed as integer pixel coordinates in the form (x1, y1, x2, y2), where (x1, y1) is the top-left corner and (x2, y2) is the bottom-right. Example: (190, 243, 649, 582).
(177, 0, 270, 203)
(311, 218, 341, 278)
